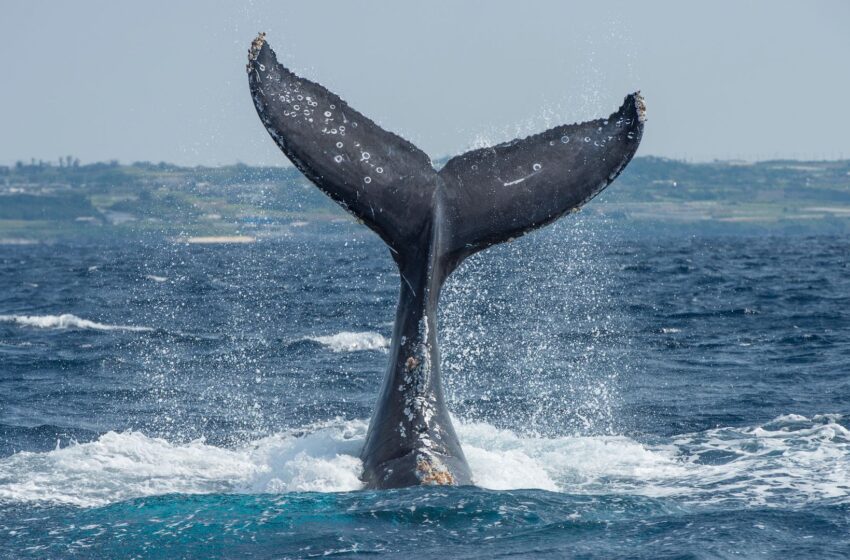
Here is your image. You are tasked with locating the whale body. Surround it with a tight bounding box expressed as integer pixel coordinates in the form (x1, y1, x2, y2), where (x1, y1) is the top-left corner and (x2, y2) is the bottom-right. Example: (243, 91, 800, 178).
(246, 33, 645, 489)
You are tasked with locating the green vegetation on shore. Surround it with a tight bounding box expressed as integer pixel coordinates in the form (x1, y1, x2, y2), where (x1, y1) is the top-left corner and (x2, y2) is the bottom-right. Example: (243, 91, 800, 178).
(2, 157, 850, 242)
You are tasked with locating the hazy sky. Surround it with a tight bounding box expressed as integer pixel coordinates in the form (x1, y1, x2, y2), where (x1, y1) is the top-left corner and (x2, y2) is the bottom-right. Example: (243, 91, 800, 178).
(2, 1, 849, 166)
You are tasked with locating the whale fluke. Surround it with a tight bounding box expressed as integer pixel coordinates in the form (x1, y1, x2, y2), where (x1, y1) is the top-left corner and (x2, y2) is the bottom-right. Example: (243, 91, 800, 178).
(247, 34, 438, 260)
(247, 33, 644, 489)
(438, 95, 645, 267)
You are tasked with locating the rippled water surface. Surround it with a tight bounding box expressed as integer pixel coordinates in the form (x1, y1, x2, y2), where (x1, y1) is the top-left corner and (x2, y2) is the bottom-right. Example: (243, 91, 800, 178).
(1, 221, 849, 558)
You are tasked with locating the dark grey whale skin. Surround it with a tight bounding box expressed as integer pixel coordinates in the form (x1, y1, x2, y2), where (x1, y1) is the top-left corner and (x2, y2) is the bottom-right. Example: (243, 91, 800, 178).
(247, 34, 644, 489)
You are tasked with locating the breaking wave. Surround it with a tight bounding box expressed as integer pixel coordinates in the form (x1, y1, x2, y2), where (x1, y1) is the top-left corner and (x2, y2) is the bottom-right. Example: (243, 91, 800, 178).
(0, 314, 153, 332)
(0, 414, 847, 509)
(306, 331, 390, 352)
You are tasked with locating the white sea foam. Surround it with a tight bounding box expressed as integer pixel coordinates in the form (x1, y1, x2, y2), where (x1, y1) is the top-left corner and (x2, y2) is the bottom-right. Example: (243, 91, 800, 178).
(0, 415, 847, 508)
(145, 274, 167, 283)
(0, 421, 366, 508)
(468, 414, 850, 506)
(0, 314, 153, 332)
(307, 331, 389, 352)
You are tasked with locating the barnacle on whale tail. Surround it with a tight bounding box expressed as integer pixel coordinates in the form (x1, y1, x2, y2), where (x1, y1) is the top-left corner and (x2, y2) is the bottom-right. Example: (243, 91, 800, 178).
(247, 32, 267, 71)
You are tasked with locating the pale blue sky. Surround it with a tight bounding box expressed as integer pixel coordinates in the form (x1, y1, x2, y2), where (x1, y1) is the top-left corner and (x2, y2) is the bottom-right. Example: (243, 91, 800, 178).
(2, 1, 849, 166)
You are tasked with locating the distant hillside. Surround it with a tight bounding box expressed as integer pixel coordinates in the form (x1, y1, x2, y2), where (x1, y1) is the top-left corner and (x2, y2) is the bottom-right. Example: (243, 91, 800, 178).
(1, 157, 849, 241)
(613, 157, 850, 203)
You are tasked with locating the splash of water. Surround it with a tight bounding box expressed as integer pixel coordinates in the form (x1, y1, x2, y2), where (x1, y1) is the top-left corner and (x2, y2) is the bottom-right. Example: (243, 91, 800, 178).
(441, 214, 631, 437)
(1, 415, 846, 509)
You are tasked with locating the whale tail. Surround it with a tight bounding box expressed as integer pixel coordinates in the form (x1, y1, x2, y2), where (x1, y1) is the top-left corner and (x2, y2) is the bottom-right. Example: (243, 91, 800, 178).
(247, 34, 644, 488)
(247, 34, 644, 268)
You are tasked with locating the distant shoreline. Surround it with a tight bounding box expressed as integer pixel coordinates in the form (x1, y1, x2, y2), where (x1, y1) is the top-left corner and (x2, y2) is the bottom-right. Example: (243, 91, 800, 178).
(2, 157, 849, 241)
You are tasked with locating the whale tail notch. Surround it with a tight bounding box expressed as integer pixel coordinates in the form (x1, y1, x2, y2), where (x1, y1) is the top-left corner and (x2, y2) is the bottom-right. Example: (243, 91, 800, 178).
(247, 34, 644, 270)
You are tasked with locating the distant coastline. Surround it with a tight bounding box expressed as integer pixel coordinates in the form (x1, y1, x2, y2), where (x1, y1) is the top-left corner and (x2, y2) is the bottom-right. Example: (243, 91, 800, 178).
(2, 157, 849, 241)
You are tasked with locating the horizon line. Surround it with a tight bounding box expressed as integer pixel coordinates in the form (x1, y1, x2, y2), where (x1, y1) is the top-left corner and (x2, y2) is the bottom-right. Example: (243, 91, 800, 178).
(4, 154, 850, 170)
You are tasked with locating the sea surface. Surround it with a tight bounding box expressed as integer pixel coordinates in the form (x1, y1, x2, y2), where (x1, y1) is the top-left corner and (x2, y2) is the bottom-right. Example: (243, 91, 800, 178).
(1, 218, 849, 558)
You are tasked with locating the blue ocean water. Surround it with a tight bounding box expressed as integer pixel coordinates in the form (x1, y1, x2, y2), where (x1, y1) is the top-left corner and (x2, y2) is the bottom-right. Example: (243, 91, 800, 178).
(1, 219, 849, 558)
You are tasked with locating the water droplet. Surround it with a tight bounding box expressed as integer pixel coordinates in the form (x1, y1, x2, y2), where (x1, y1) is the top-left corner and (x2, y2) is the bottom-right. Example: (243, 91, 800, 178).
(376, 167, 384, 173)
(338, 126, 345, 132)
(259, 64, 266, 71)
(330, 128, 338, 134)
(330, 104, 336, 109)
(336, 142, 344, 148)
(303, 109, 311, 116)
(293, 104, 300, 111)
(627, 132, 635, 139)
(532, 163, 542, 171)
(334, 155, 343, 163)
(561, 135, 570, 144)
(584, 137, 591, 142)
(361, 152, 371, 161)
(297, 95, 303, 101)
(471, 164, 478, 170)
(324, 111, 332, 117)
(352, 122, 358, 127)
(364, 176, 372, 184)
(549, 141, 555, 146)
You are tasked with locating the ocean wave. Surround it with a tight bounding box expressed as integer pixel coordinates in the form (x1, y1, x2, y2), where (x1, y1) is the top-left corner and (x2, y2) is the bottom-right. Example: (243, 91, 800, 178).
(0, 421, 366, 508)
(306, 331, 389, 352)
(0, 414, 847, 508)
(465, 414, 850, 507)
(0, 314, 153, 332)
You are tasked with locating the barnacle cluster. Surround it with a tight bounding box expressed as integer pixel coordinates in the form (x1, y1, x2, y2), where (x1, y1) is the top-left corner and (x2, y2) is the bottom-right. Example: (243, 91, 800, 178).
(247, 32, 267, 71)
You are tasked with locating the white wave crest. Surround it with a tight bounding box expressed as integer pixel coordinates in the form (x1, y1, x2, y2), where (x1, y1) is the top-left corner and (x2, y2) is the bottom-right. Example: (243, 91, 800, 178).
(0, 414, 847, 508)
(0, 314, 152, 332)
(0, 421, 367, 508)
(307, 331, 389, 352)
(463, 413, 850, 507)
